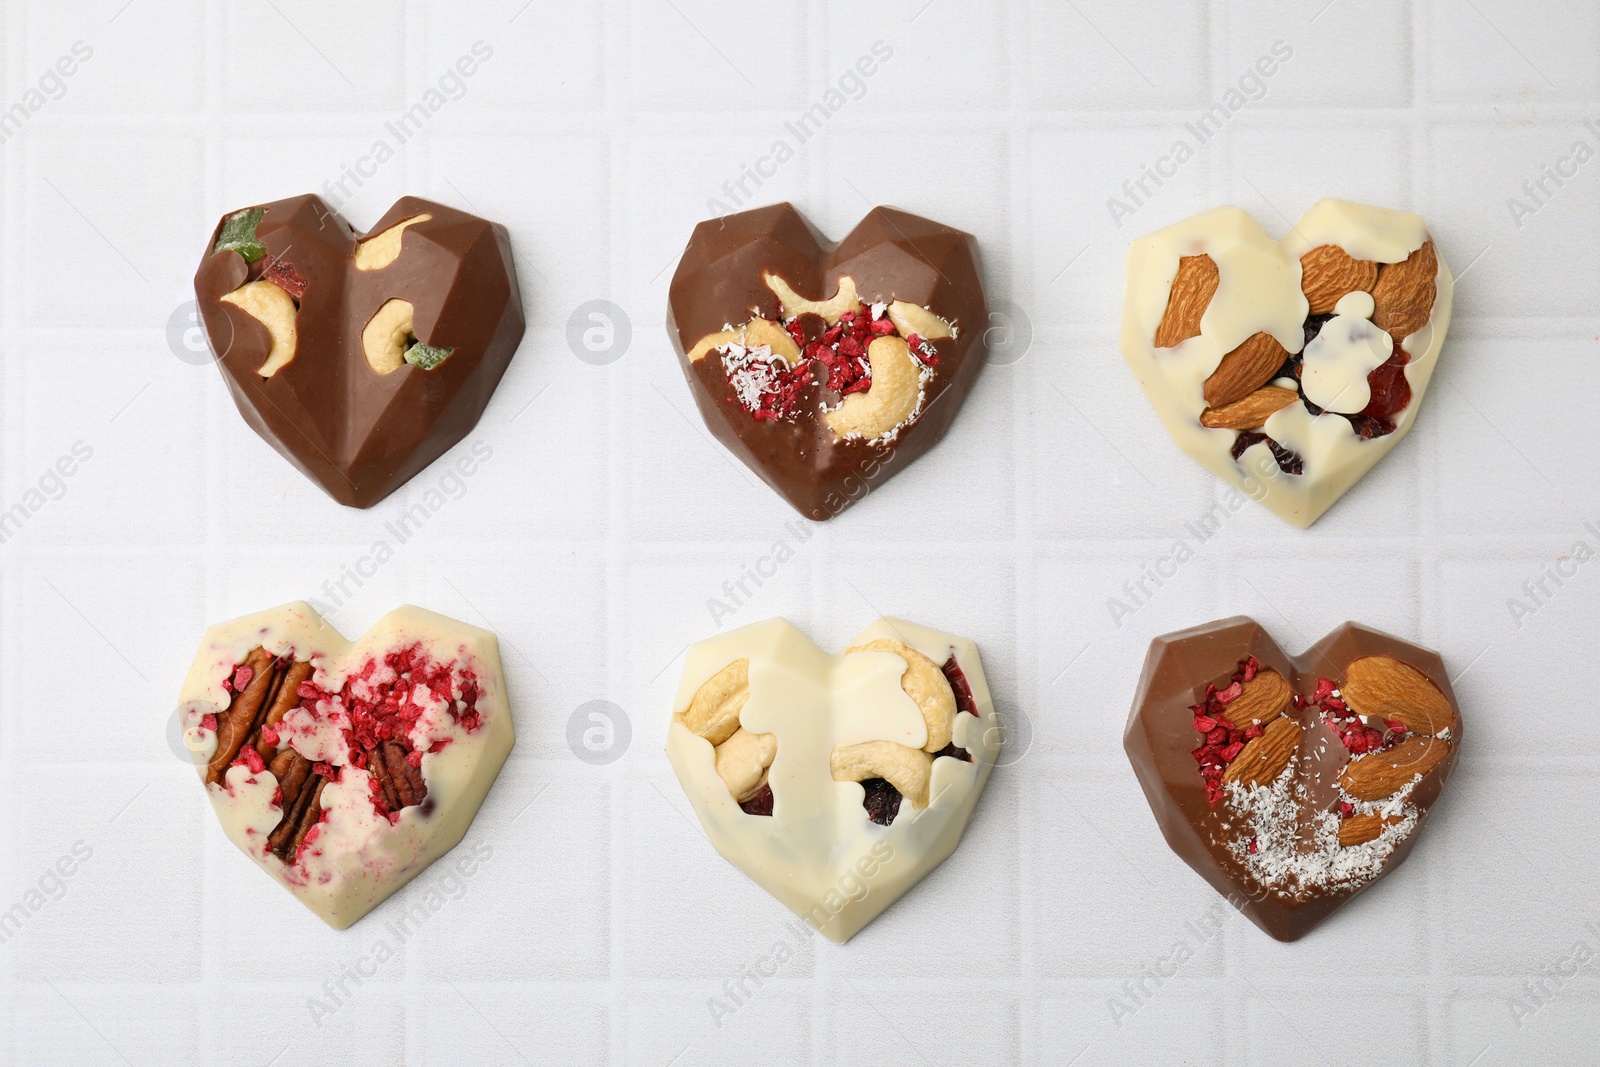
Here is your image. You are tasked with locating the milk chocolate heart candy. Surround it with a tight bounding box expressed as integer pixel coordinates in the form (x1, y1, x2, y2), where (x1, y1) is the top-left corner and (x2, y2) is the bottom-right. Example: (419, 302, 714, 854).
(667, 203, 988, 520)
(1121, 200, 1452, 527)
(194, 195, 524, 508)
(1124, 617, 1462, 941)
(178, 602, 514, 929)
(666, 617, 1001, 942)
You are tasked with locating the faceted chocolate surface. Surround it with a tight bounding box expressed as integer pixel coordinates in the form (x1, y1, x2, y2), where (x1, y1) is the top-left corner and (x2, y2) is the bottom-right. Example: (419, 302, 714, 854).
(1123, 616, 1463, 941)
(194, 194, 524, 508)
(667, 202, 988, 520)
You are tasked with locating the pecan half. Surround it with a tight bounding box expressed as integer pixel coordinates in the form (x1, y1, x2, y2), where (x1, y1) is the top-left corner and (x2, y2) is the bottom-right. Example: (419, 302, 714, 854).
(212, 648, 434, 862)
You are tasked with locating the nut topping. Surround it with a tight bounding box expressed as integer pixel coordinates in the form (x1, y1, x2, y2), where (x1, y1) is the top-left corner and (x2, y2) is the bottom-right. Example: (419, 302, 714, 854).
(1370, 241, 1438, 340)
(1338, 811, 1402, 847)
(1219, 668, 1292, 727)
(1200, 386, 1299, 430)
(1341, 654, 1453, 736)
(1339, 735, 1449, 801)
(764, 272, 861, 324)
(681, 659, 750, 746)
(830, 740, 932, 810)
(846, 638, 958, 752)
(714, 727, 777, 803)
(1222, 717, 1300, 789)
(1154, 254, 1218, 348)
(1299, 245, 1379, 315)
(1203, 332, 1291, 409)
(220, 281, 298, 378)
(353, 213, 432, 271)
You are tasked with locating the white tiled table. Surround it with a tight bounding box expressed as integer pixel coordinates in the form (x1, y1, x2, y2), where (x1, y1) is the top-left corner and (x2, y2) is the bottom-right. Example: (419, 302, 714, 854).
(1, 1, 1597, 1063)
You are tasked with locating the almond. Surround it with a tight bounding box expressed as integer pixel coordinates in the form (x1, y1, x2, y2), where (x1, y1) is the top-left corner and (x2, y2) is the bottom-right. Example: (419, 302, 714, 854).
(1299, 245, 1379, 315)
(1338, 811, 1402, 847)
(1370, 240, 1438, 340)
(1339, 736, 1448, 801)
(1219, 668, 1292, 727)
(1341, 655, 1453, 736)
(1223, 716, 1299, 790)
(1203, 332, 1291, 408)
(1153, 254, 1218, 348)
(1200, 386, 1299, 431)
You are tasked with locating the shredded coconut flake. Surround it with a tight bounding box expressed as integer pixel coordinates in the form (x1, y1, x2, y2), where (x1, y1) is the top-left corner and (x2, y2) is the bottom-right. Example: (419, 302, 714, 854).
(1221, 762, 1421, 900)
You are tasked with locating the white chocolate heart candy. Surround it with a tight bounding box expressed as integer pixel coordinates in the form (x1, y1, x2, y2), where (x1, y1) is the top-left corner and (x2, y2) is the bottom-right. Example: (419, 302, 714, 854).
(666, 617, 1000, 943)
(178, 602, 514, 929)
(1120, 199, 1453, 527)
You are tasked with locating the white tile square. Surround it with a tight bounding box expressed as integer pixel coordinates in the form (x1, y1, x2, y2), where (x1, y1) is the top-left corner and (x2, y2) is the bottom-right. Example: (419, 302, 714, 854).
(421, 2, 605, 110)
(1427, 123, 1600, 319)
(9, 767, 201, 983)
(406, 762, 610, 980)
(1428, 0, 1600, 101)
(830, 989, 1021, 1064)
(11, 986, 201, 1066)
(1220, 2, 1411, 108)
(26, 5, 203, 112)
(1026, 0, 1209, 109)
(21, 136, 203, 329)
(10, 557, 205, 763)
(620, 772, 820, 980)
(825, 3, 1007, 111)
(425, 986, 609, 1065)
(224, 1, 407, 111)
(627, 1, 809, 111)
(625, 988, 811, 1065)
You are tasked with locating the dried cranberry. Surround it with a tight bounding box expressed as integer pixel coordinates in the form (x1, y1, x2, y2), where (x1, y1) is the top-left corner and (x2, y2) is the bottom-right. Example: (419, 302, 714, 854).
(739, 783, 774, 817)
(941, 655, 982, 718)
(860, 777, 903, 826)
(1229, 431, 1304, 475)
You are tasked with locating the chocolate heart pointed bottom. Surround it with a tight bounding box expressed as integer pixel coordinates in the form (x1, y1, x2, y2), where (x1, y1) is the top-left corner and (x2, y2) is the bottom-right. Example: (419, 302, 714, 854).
(195, 195, 524, 508)
(668, 203, 988, 520)
(178, 602, 514, 928)
(667, 617, 1001, 942)
(1121, 200, 1452, 526)
(1124, 617, 1462, 941)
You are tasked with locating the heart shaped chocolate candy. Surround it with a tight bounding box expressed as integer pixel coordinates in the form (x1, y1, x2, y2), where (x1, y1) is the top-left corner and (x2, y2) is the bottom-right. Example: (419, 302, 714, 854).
(178, 602, 514, 929)
(668, 203, 988, 520)
(1124, 616, 1462, 941)
(667, 617, 1000, 942)
(1121, 199, 1452, 526)
(195, 195, 524, 508)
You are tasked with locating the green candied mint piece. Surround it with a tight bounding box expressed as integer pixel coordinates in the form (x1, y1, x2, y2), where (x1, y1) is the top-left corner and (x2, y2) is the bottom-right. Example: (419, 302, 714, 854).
(213, 207, 267, 262)
(403, 341, 454, 370)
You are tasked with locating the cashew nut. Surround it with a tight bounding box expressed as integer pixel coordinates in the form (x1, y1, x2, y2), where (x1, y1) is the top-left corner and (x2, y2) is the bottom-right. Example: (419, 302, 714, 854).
(822, 336, 923, 441)
(847, 638, 956, 753)
(764, 272, 860, 324)
(830, 741, 932, 809)
(362, 298, 416, 374)
(220, 280, 299, 378)
(686, 317, 799, 363)
(680, 658, 749, 746)
(354, 213, 432, 271)
(886, 300, 953, 341)
(714, 727, 777, 802)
